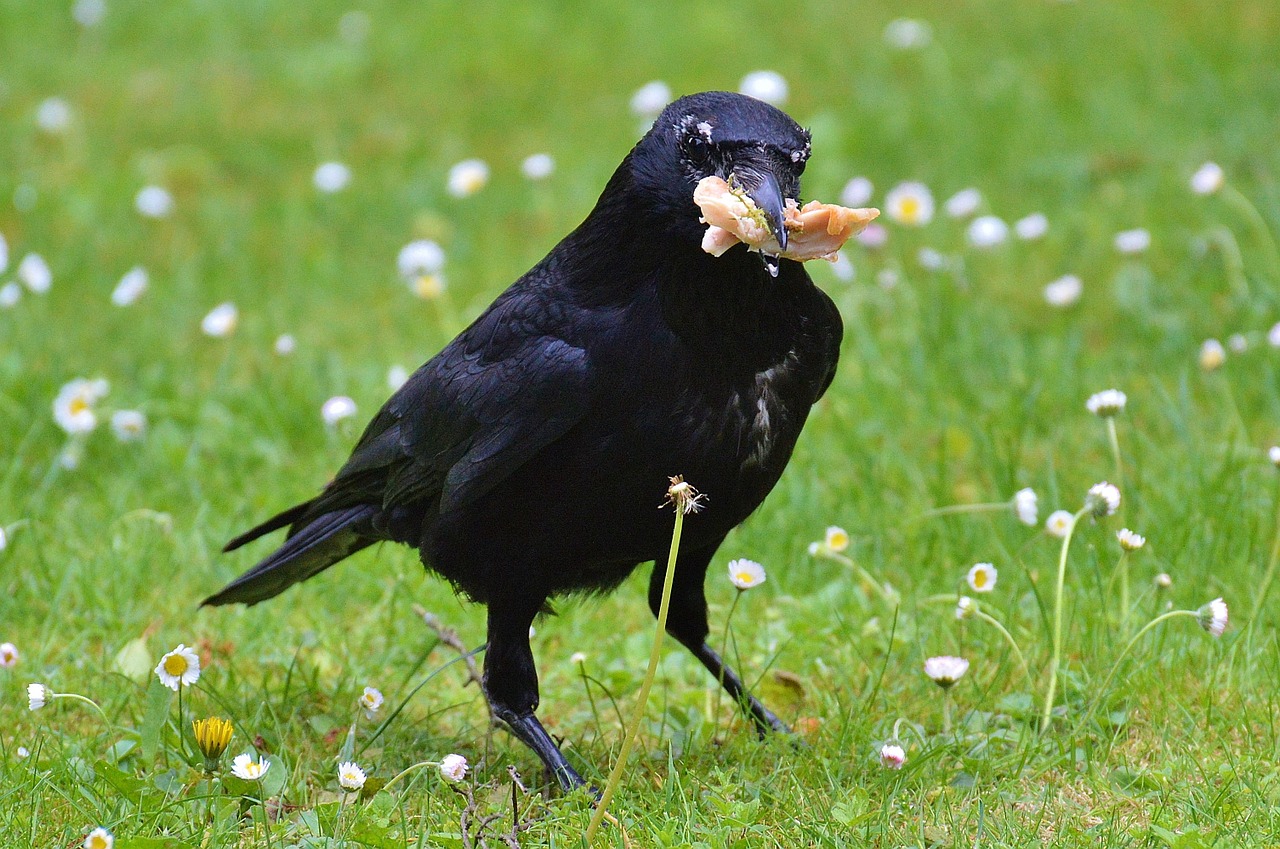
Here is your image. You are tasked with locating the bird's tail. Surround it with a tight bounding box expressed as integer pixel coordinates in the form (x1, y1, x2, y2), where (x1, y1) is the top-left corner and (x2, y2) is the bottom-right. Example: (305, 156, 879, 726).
(202, 504, 377, 607)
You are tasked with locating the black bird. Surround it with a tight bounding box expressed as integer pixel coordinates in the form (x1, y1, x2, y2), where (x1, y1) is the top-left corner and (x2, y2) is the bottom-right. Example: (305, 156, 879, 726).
(205, 91, 842, 791)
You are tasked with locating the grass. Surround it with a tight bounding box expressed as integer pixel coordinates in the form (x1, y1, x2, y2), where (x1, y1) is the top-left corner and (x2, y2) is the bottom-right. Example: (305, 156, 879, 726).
(3, 0, 1280, 845)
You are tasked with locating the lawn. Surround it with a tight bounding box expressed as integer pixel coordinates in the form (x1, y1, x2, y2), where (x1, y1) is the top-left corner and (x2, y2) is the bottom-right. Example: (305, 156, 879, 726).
(3, 1, 1280, 846)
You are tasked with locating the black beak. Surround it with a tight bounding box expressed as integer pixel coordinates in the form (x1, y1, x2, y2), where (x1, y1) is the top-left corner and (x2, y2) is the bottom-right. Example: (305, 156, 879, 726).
(735, 168, 787, 278)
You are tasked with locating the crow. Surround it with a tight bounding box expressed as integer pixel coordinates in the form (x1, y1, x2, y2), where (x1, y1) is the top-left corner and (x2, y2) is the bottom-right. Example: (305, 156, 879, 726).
(204, 91, 842, 791)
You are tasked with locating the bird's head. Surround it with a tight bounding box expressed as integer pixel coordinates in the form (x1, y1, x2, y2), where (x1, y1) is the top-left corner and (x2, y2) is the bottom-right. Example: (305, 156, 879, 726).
(628, 91, 812, 277)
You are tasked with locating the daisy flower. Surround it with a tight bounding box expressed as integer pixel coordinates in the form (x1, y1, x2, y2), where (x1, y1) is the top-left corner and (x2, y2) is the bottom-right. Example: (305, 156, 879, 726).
(840, 177, 874, 207)
(72, 0, 106, 27)
(570, 651, 587, 665)
(727, 558, 766, 590)
(1086, 389, 1127, 417)
(738, 70, 788, 105)
(879, 743, 906, 768)
(1199, 339, 1226, 371)
(824, 526, 850, 553)
(321, 396, 358, 427)
(337, 761, 367, 791)
(924, 655, 969, 689)
(1013, 487, 1038, 526)
(0, 642, 17, 667)
(1114, 228, 1151, 255)
(387, 364, 409, 391)
(883, 17, 932, 49)
(83, 827, 113, 849)
(1197, 597, 1228, 637)
(359, 686, 384, 717)
(884, 182, 934, 227)
(155, 644, 200, 690)
(1045, 509, 1074, 538)
(0, 282, 20, 309)
(1154, 572, 1172, 589)
(1269, 446, 1280, 467)
(1014, 213, 1048, 240)
(28, 683, 49, 710)
(201, 302, 238, 337)
(135, 185, 174, 218)
(230, 753, 270, 780)
(313, 161, 351, 193)
(967, 215, 1009, 249)
(1268, 322, 1280, 347)
(18, 253, 52, 294)
(1190, 162, 1224, 195)
(1116, 528, 1145, 551)
(447, 159, 489, 198)
(110, 266, 148, 306)
(36, 98, 72, 134)
(1228, 333, 1248, 354)
(53, 377, 109, 435)
(521, 153, 554, 180)
(439, 753, 469, 782)
(955, 596, 975, 620)
(944, 188, 981, 218)
(397, 239, 447, 299)
(630, 81, 672, 118)
(274, 334, 296, 356)
(1043, 274, 1082, 307)
(1085, 482, 1121, 518)
(857, 223, 888, 249)
(966, 562, 997, 593)
(110, 410, 147, 442)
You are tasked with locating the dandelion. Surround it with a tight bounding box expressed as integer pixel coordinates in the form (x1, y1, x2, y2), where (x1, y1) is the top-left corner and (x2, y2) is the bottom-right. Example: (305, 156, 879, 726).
(387, 364, 409, 391)
(1116, 528, 1145, 551)
(884, 182, 934, 227)
(663, 474, 705, 514)
(1085, 482, 1121, 518)
(135, 185, 174, 218)
(0, 282, 20, 309)
(879, 743, 906, 768)
(1269, 446, 1280, 467)
(447, 159, 489, 198)
(359, 686, 384, 718)
(1114, 228, 1151, 255)
(230, 753, 270, 781)
(83, 827, 113, 849)
(439, 753, 469, 782)
(337, 761, 367, 792)
(955, 596, 975, 620)
(841, 177, 874, 207)
(53, 377, 109, 435)
(72, 0, 106, 27)
(1191, 162, 1225, 195)
(201, 302, 238, 337)
(727, 558, 766, 590)
(36, 98, 72, 134)
(1199, 338, 1226, 371)
(883, 17, 932, 49)
(1086, 389, 1127, 417)
(967, 215, 1009, 249)
(966, 562, 997, 593)
(924, 655, 968, 689)
(313, 161, 351, 193)
(630, 81, 671, 118)
(1014, 487, 1038, 526)
(1014, 212, 1048, 240)
(859, 224, 889, 249)
(192, 717, 234, 771)
(1155, 572, 1172, 589)
(321, 396, 358, 427)
(110, 266, 147, 306)
(108, 410, 146, 442)
(825, 526, 850, 553)
(155, 644, 200, 690)
(1197, 598, 1229, 637)
(944, 188, 981, 218)
(738, 70, 788, 105)
(1043, 274, 1082, 307)
(28, 683, 48, 710)
(18, 253, 52, 294)
(521, 153, 555, 181)
(274, 334, 296, 356)
(0, 642, 18, 667)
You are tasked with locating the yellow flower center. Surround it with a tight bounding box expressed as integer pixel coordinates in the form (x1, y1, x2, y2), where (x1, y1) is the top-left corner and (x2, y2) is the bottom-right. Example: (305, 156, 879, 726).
(414, 274, 444, 299)
(164, 654, 189, 676)
(735, 572, 754, 585)
(826, 530, 849, 552)
(87, 835, 110, 849)
(69, 397, 89, 415)
(972, 570, 988, 589)
(898, 196, 920, 222)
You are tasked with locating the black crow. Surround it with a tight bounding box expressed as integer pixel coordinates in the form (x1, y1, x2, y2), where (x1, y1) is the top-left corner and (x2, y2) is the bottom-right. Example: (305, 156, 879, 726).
(205, 91, 842, 791)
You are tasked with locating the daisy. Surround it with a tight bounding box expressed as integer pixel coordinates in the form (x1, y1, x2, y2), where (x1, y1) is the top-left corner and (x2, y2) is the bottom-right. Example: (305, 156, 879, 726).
(521, 153, 554, 181)
(1190, 162, 1224, 195)
(110, 267, 148, 307)
(201, 302, 238, 337)
(824, 526, 850, 553)
(359, 686, 384, 717)
(966, 562, 997, 593)
(840, 177, 874, 207)
(1086, 389, 1126, 417)
(36, 98, 72, 134)
(53, 377, 109, 435)
(447, 159, 489, 198)
(1013, 487, 1038, 526)
(1114, 228, 1151, 255)
(966, 215, 1009, 249)
(570, 651, 587, 665)
(738, 70, 788, 105)
(857, 223, 888, 249)
(0, 642, 17, 667)
(321, 396, 358, 427)
(1228, 333, 1248, 354)
(110, 410, 147, 442)
(955, 596, 974, 620)
(230, 753, 270, 780)
(1116, 528, 1145, 551)
(1085, 482, 1121, 518)
(1014, 213, 1048, 240)
(387, 364, 409, 391)
(917, 247, 947, 271)
(727, 558, 766, 590)
(0, 282, 19, 309)
(1154, 573, 1172, 589)
(72, 0, 106, 27)
(28, 683, 49, 710)
(879, 743, 906, 768)
(155, 644, 200, 690)
(313, 161, 351, 193)
(18, 253, 52, 294)
(274, 334, 296, 356)
(1045, 509, 1074, 538)
(83, 827, 113, 849)
(923, 655, 968, 689)
(944, 188, 981, 218)
(439, 753, 469, 782)
(1199, 339, 1226, 371)
(884, 182, 934, 227)
(883, 17, 932, 49)
(630, 80, 671, 118)
(337, 761, 367, 791)
(1269, 446, 1280, 467)
(1197, 597, 1228, 637)
(829, 252, 855, 281)
(1268, 322, 1280, 347)
(1043, 274, 1082, 307)
(135, 185, 174, 218)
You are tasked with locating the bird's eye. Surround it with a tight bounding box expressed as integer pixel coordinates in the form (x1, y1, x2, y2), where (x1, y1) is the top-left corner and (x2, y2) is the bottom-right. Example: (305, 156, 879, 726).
(683, 133, 713, 166)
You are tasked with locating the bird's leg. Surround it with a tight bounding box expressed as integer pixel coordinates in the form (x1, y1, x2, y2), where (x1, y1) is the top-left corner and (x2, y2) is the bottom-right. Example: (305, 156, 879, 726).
(648, 546, 790, 737)
(482, 597, 588, 793)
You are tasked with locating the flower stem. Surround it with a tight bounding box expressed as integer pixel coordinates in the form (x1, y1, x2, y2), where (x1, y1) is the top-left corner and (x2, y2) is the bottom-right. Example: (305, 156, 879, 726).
(1116, 551, 1131, 636)
(916, 501, 1009, 521)
(1248, 482, 1280, 628)
(1222, 183, 1280, 279)
(942, 692, 953, 735)
(585, 502, 686, 842)
(52, 692, 112, 726)
(382, 760, 437, 793)
(814, 549, 899, 606)
(974, 610, 1033, 688)
(1041, 507, 1088, 731)
(711, 590, 743, 730)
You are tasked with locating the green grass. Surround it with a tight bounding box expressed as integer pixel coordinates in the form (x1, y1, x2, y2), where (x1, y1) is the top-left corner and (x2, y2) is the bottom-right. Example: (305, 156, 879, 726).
(3, 0, 1280, 846)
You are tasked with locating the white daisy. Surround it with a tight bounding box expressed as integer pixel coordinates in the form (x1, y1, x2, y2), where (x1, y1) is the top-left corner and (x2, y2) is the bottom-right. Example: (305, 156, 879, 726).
(1228, 333, 1248, 354)
(1085, 482, 1121, 518)
(313, 161, 351, 193)
(966, 215, 1009, 249)
(1268, 322, 1280, 348)
(135, 185, 174, 219)
(1114, 228, 1151, 255)
(0, 230, 7, 274)
(18, 253, 52, 294)
(1154, 572, 1172, 589)
(1269, 446, 1280, 467)
(0, 282, 19, 309)
(28, 683, 49, 710)
(0, 642, 18, 667)
(359, 686, 384, 717)
(570, 651, 587, 665)
(1085, 389, 1127, 417)
(110, 410, 147, 442)
(923, 655, 969, 688)
(879, 743, 906, 768)
(885, 182, 934, 227)
(630, 81, 672, 118)
(829, 251, 855, 281)
(36, 98, 72, 134)
(883, 17, 932, 49)
(857, 223, 888, 249)
(727, 558, 766, 590)
(1013, 487, 1038, 526)
(111, 266, 148, 306)
(1014, 213, 1048, 240)
(155, 644, 200, 690)
(840, 177, 874, 207)
(966, 562, 997, 593)
(738, 70, 788, 105)
(955, 596, 974, 620)
(337, 761, 367, 791)
(201, 302, 238, 337)
(917, 247, 947, 271)
(322, 396, 358, 427)
(521, 153, 554, 181)
(447, 159, 489, 198)
(273, 334, 296, 356)
(1116, 528, 1145, 551)
(83, 827, 113, 849)
(230, 753, 270, 780)
(1043, 274, 1082, 307)
(387, 364, 409, 391)
(1045, 509, 1074, 539)
(72, 0, 106, 27)
(16, 746, 28, 759)
(1197, 597, 1228, 637)
(944, 188, 982, 218)
(1199, 338, 1226, 371)
(53, 377, 109, 435)
(1190, 162, 1224, 195)
(439, 753, 469, 782)
(824, 526, 850, 553)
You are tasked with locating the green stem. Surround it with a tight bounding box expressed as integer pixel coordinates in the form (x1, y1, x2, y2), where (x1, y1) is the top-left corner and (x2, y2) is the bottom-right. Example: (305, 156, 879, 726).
(712, 590, 743, 731)
(1116, 550, 1131, 636)
(1106, 418, 1125, 523)
(1248, 483, 1280, 627)
(585, 504, 686, 842)
(1222, 183, 1280, 279)
(381, 760, 436, 793)
(1041, 507, 1089, 731)
(52, 692, 112, 726)
(942, 692, 953, 735)
(815, 550, 899, 606)
(1207, 226, 1250, 301)
(974, 610, 1032, 688)
(916, 501, 1009, 521)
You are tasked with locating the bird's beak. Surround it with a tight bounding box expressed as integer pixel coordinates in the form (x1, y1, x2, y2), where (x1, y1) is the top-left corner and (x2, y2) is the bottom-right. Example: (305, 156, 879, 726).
(746, 169, 788, 254)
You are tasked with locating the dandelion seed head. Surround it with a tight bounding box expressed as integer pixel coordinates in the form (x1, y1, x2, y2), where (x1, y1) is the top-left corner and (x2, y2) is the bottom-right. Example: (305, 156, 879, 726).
(664, 475, 705, 514)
